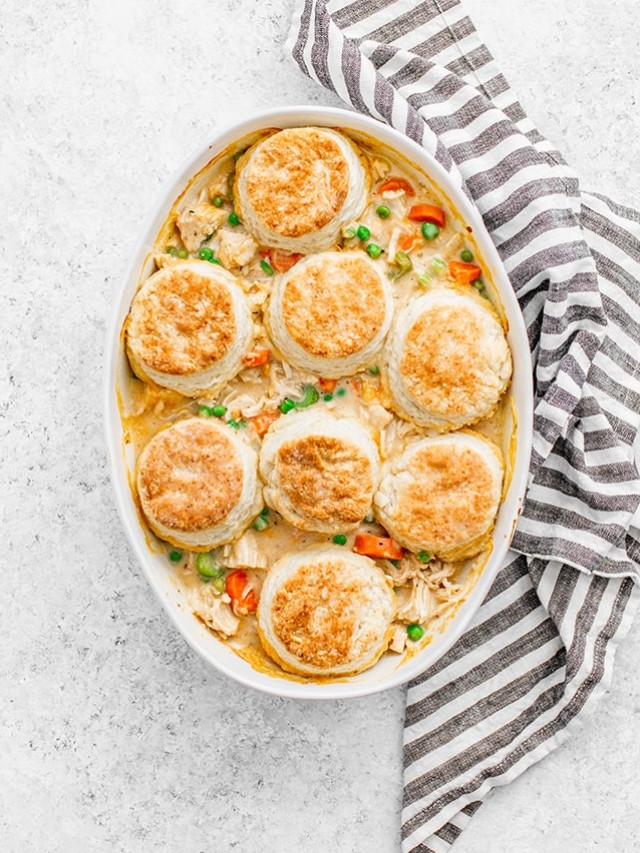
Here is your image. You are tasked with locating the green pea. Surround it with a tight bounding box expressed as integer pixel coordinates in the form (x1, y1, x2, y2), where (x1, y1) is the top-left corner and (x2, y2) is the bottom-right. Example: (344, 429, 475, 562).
(356, 225, 371, 241)
(212, 404, 227, 418)
(323, 393, 333, 402)
(261, 259, 274, 276)
(344, 227, 357, 239)
(253, 515, 269, 531)
(368, 365, 380, 375)
(280, 398, 295, 414)
(417, 551, 432, 563)
(209, 257, 221, 265)
(227, 419, 240, 429)
(473, 280, 489, 299)
(228, 212, 240, 226)
(168, 550, 182, 562)
(195, 552, 224, 579)
(212, 575, 226, 593)
(198, 246, 214, 261)
(212, 195, 224, 208)
(177, 248, 189, 259)
(332, 534, 347, 545)
(366, 243, 382, 259)
(461, 249, 473, 262)
(336, 387, 346, 397)
(294, 385, 319, 410)
(376, 205, 391, 219)
(198, 405, 214, 417)
(421, 222, 439, 240)
(166, 246, 178, 256)
(260, 506, 269, 518)
(407, 624, 425, 642)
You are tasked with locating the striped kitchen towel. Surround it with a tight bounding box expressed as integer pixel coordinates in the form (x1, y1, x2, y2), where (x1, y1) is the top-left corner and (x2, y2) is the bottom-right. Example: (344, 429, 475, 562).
(286, 1, 640, 850)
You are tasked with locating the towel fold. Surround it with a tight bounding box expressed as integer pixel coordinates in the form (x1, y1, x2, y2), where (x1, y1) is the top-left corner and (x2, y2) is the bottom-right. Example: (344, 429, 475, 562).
(287, 1, 640, 849)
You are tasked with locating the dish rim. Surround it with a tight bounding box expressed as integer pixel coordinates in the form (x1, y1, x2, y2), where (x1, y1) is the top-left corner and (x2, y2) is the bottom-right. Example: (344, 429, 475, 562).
(103, 105, 534, 700)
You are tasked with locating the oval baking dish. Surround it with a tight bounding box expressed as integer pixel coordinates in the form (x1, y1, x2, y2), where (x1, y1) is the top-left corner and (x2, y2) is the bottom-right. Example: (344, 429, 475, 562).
(104, 106, 533, 699)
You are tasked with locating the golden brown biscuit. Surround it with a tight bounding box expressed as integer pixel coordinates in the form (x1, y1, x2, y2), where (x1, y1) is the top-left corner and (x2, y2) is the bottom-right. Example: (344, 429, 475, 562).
(234, 127, 368, 253)
(374, 432, 504, 560)
(383, 289, 512, 430)
(126, 261, 253, 397)
(136, 418, 262, 550)
(259, 409, 379, 532)
(267, 251, 394, 377)
(257, 546, 396, 677)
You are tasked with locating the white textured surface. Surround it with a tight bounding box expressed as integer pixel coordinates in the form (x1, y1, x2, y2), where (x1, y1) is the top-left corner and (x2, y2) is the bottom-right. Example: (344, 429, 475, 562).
(1, 1, 638, 852)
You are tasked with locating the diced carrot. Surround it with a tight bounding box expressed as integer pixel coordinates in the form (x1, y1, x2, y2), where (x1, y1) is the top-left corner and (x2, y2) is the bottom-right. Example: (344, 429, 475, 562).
(318, 378, 338, 393)
(226, 570, 258, 615)
(243, 348, 271, 368)
(377, 177, 415, 196)
(353, 534, 404, 560)
(407, 204, 446, 228)
(268, 250, 303, 273)
(448, 260, 482, 284)
(250, 411, 280, 437)
(398, 231, 417, 253)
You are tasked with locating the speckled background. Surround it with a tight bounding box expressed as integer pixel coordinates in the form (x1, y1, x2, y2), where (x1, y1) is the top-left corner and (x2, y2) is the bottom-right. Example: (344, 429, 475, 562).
(1, 1, 638, 851)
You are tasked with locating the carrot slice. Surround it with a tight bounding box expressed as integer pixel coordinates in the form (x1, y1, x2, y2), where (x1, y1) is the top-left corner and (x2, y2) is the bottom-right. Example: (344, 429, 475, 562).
(269, 250, 303, 273)
(353, 534, 404, 560)
(448, 260, 482, 284)
(377, 177, 415, 196)
(407, 204, 446, 228)
(398, 231, 417, 252)
(318, 378, 338, 393)
(243, 348, 271, 368)
(250, 411, 280, 437)
(226, 570, 258, 615)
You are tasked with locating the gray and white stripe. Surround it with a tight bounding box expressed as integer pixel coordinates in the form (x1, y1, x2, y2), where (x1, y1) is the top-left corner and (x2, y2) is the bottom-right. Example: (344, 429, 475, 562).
(288, 0, 640, 849)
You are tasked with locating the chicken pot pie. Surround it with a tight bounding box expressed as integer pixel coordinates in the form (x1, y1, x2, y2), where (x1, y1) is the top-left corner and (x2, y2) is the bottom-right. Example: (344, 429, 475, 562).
(119, 125, 516, 679)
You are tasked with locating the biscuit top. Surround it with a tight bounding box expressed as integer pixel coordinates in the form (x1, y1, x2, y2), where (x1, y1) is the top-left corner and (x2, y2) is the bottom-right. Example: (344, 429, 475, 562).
(241, 127, 350, 238)
(281, 253, 386, 358)
(127, 265, 236, 375)
(390, 441, 499, 552)
(277, 435, 374, 527)
(137, 420, 243, 532)
(400, 298, 509, 418)
(270, 557, 385, 668)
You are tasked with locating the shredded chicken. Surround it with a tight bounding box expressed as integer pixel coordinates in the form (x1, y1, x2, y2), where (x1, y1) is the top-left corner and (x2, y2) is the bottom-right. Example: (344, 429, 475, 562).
(370, 156, 391, 181)
(177, 190, 227, 252)
(362, 402, 393, 432)
(217, 229, 258, 269)
(389, 625, 407, 654)
(396, 577, 434, 625)
(191, 586, 240, 637)
(220, 530, 269, 570)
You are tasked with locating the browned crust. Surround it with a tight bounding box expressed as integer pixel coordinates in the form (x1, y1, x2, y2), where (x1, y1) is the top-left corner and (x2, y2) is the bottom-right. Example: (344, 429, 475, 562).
(127, 266, 236, 375)
(282, 254, 385, 358)
(391, 443, 500, 553)
(137, 420, 243, 532)
(241, 127, 350, 237)
(277, 435, 374, 526)
(400, 303, 509, 419)
(268, 559, 387, 670)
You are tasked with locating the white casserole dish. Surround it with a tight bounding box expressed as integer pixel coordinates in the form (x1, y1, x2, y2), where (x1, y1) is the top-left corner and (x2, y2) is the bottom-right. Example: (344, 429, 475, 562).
(103, 106, 533, 699)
